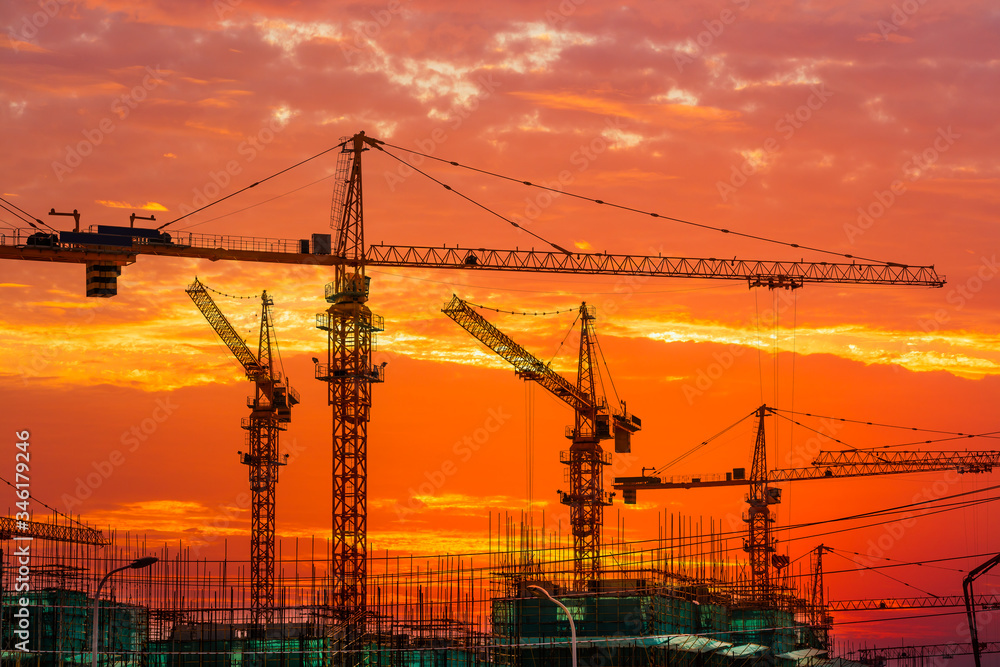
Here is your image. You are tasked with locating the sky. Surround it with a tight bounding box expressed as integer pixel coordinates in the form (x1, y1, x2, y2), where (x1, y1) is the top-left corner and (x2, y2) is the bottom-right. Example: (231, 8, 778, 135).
(2, 0, 1000, 656)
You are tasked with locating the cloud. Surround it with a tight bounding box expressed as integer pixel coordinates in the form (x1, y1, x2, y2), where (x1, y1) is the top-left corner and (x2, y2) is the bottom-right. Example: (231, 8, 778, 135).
(95, 200, 169, 210)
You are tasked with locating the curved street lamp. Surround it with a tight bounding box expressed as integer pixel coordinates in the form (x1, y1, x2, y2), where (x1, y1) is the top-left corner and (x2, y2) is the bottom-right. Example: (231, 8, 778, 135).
(527, 584, 577, 667)
(92, 557, 158, 667)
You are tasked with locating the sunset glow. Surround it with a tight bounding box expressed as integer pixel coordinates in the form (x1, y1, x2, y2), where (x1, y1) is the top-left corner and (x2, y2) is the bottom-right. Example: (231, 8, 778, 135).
(2, 0, 999, 655)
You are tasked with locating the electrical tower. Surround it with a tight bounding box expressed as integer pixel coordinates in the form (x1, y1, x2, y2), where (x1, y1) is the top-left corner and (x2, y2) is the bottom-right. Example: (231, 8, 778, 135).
(187, 278, 297, 631)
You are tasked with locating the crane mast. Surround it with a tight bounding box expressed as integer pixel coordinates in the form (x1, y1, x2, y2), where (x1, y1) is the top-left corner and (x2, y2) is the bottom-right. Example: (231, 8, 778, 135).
(314, 133, 385, 645)
(809, 544, 833, 651)
(443, 296, 640, 587)
(615, 405, 999, 608)
(186, 278, 297, 632)
(567, 302, 609, 586)
(746, 405, 779, 604)
(0, 130, 951, 636)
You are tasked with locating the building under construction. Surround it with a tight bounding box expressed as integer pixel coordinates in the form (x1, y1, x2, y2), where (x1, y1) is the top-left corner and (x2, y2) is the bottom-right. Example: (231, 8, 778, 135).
(0, 133, 978, 666)
(0, 509, 848, 667)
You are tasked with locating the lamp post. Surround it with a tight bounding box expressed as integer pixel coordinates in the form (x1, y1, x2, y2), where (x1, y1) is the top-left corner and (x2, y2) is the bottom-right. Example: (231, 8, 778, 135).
(92, 557, 158, 667)
(527, 585, 577, 667)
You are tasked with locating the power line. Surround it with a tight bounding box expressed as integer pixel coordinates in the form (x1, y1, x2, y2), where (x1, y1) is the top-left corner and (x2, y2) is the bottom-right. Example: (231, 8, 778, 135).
(829, 548, 939, 597)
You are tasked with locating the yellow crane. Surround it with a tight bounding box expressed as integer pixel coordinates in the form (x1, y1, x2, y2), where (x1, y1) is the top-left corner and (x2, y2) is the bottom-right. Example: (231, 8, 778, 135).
(443, 295, 640, 588)
(615, 405, 999, 607)
(186, 278, 298, 633)
(0, 131, 948, 640)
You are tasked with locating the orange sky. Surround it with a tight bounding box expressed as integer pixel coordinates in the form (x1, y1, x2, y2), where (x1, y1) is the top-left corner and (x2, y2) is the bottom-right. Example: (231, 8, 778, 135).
(2, 0, 999, 654)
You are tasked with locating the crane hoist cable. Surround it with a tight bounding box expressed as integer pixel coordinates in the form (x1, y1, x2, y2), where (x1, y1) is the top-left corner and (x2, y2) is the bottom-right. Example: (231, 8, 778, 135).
(592, 329, 624, 411)
(158, 138, 350, 230)
(754, 289, 765, 405)
(374, 139, 907, 267)
(178, 172, 337, 232)
(652, 406, 761, 475)
(774, 412, 1000, 451)
(771, 407, 1000, 439)
(373, 143, 573, 256)
(0, 197, 57, 232)
(546, 309, 582, 368)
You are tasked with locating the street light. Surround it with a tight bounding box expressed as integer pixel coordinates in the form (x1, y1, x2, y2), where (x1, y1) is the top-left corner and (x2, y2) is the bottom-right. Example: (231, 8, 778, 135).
(92, 557, 158, 667)
(527, 585, 577, 667)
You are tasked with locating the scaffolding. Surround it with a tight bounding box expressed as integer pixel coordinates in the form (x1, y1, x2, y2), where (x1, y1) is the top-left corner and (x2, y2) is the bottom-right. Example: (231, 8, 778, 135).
(0, 512, 827, 666)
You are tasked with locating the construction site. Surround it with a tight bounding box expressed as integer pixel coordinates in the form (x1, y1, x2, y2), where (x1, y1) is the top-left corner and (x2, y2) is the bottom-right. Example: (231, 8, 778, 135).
(1, 133, 996, 666)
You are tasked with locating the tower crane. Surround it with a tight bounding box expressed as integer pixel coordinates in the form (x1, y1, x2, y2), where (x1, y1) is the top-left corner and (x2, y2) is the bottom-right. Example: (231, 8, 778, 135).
(0, 515, 107, 648)
(614, 405, 999, 606)
(186, 278, 298, 632)
(313, 134, 386, 639)
(0, 130, 947, 630)
(443, 295, 640, 587)
(809, 544, 833, 651)
(0, 516, 106, 545)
